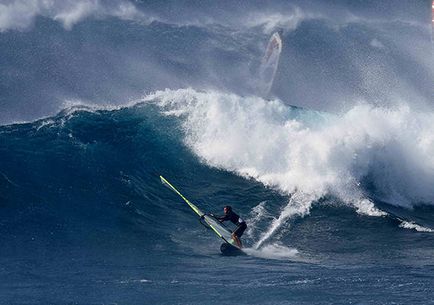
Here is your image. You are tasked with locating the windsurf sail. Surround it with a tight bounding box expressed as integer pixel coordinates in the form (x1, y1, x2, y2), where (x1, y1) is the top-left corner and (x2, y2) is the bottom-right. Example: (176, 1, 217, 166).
(432, 1, 434, 43)
(258, 31, 283, 97)
(160, 176, 240, 249)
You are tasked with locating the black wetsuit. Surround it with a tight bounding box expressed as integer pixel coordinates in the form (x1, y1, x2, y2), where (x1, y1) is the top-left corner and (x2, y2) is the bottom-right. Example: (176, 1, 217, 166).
(217, 211, 247, 238)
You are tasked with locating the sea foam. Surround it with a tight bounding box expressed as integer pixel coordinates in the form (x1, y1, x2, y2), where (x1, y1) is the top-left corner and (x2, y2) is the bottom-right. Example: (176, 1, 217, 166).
(148, 88, 434, 244)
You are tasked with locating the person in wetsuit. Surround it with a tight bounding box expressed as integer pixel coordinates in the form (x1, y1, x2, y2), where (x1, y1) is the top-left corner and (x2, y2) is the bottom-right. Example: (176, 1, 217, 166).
(216, 205, 247, 248)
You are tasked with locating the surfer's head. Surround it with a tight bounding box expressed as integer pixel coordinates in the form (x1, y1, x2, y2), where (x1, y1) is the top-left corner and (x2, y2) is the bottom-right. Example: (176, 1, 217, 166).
(224, 205, 232, 214)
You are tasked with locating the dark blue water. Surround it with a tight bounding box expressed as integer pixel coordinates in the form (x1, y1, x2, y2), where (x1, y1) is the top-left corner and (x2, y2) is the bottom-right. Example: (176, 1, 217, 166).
(1, 1, 434, 304)
(1, 102, 434, 304)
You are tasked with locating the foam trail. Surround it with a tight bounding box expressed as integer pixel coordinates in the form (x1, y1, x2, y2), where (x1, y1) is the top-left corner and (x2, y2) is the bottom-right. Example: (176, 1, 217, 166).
(254, 192, 314, 249)
(244, 243, 299, 260)
(245, 201, 270, 238)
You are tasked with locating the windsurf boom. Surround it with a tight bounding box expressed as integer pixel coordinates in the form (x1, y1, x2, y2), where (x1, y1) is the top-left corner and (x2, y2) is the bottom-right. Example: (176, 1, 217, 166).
(160, 176, 243, 252)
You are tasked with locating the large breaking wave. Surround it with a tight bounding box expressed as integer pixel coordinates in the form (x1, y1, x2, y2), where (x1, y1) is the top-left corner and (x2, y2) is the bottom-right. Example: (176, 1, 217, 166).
(2, 87, 434, 258)
(145, 88, 434, 243)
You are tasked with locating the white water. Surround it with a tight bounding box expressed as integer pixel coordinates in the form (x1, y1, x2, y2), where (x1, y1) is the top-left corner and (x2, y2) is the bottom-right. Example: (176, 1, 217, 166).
(244, 243, 299, 260)
(399, 220, 434, 233)
(148, 88, 434, 244)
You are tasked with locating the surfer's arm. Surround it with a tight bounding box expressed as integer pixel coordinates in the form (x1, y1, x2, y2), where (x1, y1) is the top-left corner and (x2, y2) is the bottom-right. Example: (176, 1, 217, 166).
(216, 214, 229, 222)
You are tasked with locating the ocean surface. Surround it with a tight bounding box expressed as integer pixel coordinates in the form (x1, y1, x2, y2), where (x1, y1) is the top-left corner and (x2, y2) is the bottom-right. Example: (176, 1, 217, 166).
(1, 1, 434, 304)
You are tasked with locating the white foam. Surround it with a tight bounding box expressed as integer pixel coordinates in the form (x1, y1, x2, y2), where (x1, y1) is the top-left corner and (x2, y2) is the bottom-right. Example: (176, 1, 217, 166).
(244, 243, 299, 260)
(245, 201, 269, 238)
(118, 278, 152, 284)
(399, 221, 434, 233)
(150, 88, 434, 244)
(152, 88, 434, 204)
(254, 192, 314, 248)
(353, 198, 387, 217)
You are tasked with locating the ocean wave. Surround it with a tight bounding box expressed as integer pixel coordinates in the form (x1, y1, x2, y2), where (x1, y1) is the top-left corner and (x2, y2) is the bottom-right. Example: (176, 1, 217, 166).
(2, 87, 434, 250)
(144, 88, 434, 242)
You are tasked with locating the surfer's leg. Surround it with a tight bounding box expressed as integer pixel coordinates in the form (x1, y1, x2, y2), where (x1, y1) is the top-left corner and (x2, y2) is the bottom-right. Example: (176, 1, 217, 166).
(232, 222, 247, 248)
(232, 233, 242, 248)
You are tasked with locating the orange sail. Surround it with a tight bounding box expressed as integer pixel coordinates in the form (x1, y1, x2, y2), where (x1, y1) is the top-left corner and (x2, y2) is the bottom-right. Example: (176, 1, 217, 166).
(258, 32, 283, 97)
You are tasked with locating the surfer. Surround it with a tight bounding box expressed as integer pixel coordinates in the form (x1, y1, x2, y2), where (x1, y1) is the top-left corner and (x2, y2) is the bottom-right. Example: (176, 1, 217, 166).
(215, 206, 247, 248)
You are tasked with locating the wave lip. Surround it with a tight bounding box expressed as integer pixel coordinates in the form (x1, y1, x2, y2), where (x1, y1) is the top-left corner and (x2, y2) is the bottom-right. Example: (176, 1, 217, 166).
(399, 221, 434, 233)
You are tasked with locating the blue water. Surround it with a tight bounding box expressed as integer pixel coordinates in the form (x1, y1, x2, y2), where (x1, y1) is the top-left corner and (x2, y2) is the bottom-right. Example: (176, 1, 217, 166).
(1, 1, 434, 304)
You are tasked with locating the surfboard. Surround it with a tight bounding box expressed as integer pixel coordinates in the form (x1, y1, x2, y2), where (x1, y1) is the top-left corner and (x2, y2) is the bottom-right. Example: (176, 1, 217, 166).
(160, 176, 245, 255)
